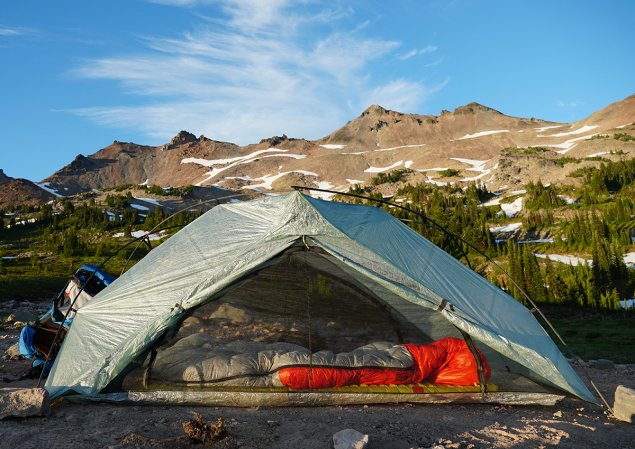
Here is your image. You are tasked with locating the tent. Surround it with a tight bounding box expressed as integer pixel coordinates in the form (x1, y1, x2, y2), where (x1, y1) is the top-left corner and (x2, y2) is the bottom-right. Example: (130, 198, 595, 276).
(45, 192, 595, 405)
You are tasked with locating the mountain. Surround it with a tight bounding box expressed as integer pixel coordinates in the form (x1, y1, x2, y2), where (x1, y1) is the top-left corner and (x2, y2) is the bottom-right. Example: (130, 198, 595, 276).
(0, 169, 12, 184)
(43, 132, 240, 196)
(0, 170, 56, 209)
(31, 93, 635, 200)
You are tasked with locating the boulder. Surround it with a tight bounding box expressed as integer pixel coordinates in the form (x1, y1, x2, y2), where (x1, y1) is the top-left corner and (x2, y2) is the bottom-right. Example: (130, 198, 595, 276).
(6, 309, 36, 324)
(590, 359, 615, 370)
(208, 303, 251, 324)
(332, 428, 369, 449)
(182, 316, 201, 327)
(4, 343, 20, 359)
(0, 388, 49, 419)
(614, 385, 635, 424)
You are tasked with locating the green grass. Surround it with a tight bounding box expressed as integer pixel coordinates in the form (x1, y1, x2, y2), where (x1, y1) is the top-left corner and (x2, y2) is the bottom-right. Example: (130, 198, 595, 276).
(0, 275, 68, 302)
(542, 306, 635, 363)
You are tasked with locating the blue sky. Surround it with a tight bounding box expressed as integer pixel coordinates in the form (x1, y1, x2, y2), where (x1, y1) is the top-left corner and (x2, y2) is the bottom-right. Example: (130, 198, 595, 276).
(1, 0, 634, 181)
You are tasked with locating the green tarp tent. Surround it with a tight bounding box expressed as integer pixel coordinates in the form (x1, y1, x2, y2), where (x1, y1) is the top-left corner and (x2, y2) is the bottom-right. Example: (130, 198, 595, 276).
(45, 192, 595, 404)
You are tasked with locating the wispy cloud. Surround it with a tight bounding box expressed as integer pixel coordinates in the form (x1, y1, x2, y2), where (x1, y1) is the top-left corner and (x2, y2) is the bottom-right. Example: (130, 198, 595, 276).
(71, 1, 446, 144)
(398, 44, 437, 61)
(364, 78, 449, 112)
(557, 100, 583, 108)
(0, 26, 35, 37)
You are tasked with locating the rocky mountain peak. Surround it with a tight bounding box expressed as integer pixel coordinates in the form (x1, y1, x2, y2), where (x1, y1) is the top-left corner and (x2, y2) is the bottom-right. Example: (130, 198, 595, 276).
(0, 169, 12, 184)
(453, 102, 502, 115)
(361, 104, 388, 116)
(259, 134, 299, 147)
(163, 130, 198, 150)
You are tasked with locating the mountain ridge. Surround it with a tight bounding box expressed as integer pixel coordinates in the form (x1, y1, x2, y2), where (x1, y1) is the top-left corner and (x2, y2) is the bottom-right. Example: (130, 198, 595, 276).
(7, 94, 635, 205)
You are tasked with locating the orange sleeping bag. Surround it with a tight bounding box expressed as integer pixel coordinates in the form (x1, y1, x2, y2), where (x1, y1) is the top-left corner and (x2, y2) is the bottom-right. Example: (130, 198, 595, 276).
(277, 337, 490, 389)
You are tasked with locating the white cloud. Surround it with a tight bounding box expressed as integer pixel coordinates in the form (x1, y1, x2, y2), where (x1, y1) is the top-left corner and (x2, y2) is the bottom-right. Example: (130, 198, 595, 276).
(557, 100, 583, 108)
(0, 26, 34, 36)
(398, 44, 437, 61)
(71, 1, 446, 144)
(363, 78, 449, 112)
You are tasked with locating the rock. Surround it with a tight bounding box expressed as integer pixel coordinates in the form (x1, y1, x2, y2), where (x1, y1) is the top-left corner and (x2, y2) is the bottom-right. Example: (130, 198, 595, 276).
(590, 359, 615, 370)
(182, 316, 201, 327)
(4, 343, 21, 359)
(0, 388, 49, 419)
(6, 309, 36, 324)
(553, 410, 563, 418)
(208, 303, 251, 324)
(332, 428, 369, 449)
(613, 385, 635, 424)
(163, 131, 198, 150)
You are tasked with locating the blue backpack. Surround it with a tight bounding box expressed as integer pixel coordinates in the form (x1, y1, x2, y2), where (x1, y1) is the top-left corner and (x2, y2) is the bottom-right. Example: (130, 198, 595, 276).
(18, 264, 117, 375)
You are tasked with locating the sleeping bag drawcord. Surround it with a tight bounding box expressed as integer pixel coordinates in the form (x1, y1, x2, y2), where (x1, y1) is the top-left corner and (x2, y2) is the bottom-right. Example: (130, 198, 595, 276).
(302, 236, 314, 390)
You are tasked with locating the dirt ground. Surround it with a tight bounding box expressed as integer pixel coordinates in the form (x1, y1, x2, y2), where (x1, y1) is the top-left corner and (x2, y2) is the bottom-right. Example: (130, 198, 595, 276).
(1, 318, 634, 449)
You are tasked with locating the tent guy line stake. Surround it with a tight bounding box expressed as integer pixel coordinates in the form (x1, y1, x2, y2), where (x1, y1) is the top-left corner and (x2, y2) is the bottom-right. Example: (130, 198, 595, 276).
(291, 185, 613, 408)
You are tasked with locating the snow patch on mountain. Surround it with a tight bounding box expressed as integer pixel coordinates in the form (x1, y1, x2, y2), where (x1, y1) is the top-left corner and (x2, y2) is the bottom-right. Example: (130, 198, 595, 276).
(457, 130, 509, 140)
(500, 197, 523, 218)
(36, 182, 63, 197)
(534, 253, 591, 267)
(425, 177, 449, 186)
(534, 125, 563, 132)
(451, 158, 497, 182)
(292, 170, 319, 177)
(489, 222, 522, 233)
(113, 230, 168, 241)
(237, 170, 320, 192)
(312, 181, 337, 199)
(375, 144, 426, 152)
(182, 148, 286, 167)
(320, 144, 346, 149)
(416, 167, 449, 172)
(364, 161, 403, 173)
(540, 125, 598, 137)
(550, 133, 599, 154)
(451, 158, 489, 168)
(134, 197, 162, 206)
(183, 148, 292, 185)
(586, 151, 610, 158)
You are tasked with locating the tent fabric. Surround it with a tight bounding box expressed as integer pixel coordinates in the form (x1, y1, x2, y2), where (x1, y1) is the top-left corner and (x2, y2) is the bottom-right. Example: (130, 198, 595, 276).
(45, 192, 595, 402)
